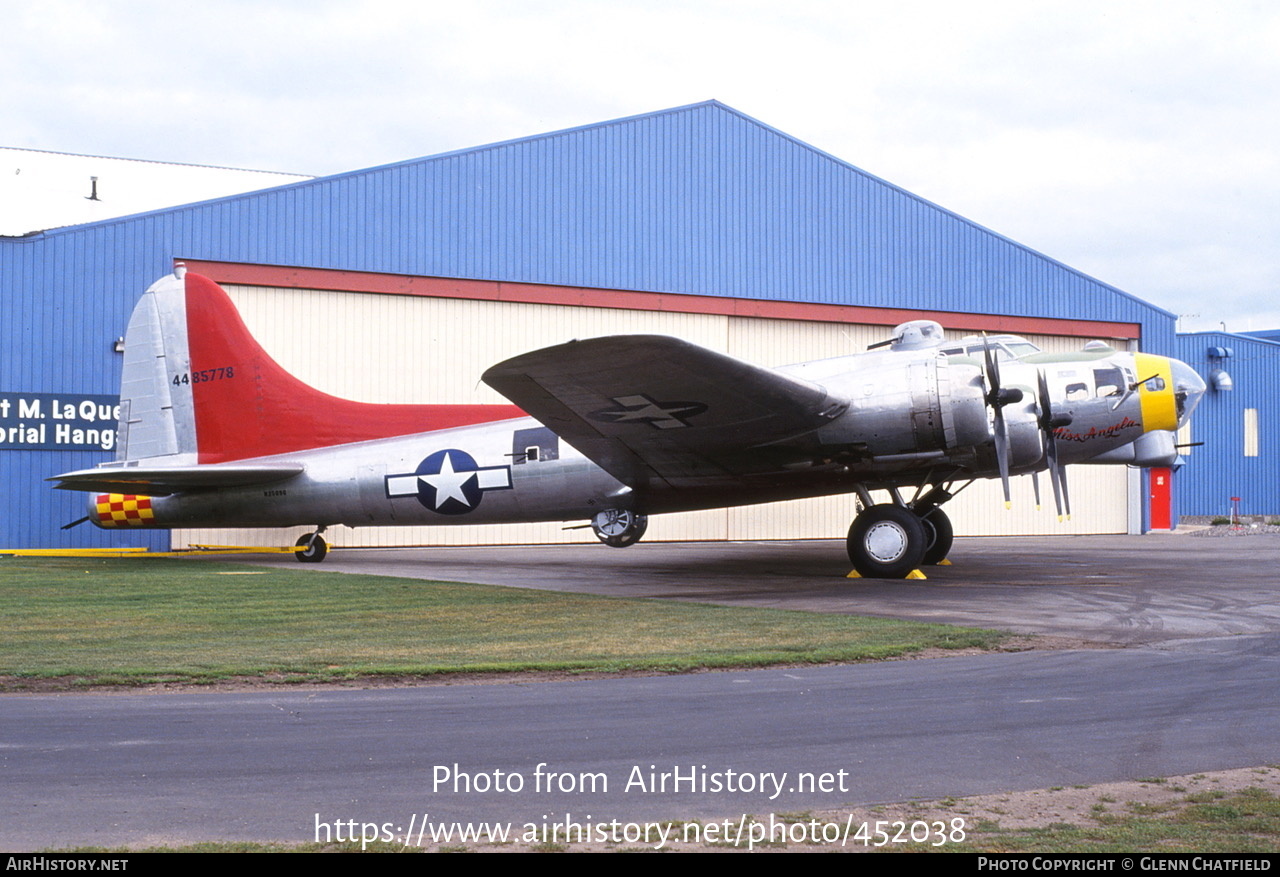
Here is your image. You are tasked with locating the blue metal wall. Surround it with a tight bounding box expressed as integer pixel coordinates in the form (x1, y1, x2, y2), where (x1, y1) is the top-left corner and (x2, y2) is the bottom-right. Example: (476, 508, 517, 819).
(1, 100, 1178, 548)
(1175, 332, 1280, 517)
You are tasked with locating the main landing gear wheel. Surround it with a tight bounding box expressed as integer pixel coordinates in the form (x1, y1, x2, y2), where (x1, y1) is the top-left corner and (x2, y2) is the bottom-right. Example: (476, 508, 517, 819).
(846, 504, 927, 579)
(295, 533, 328, 563)
(916, 507, 954, 566)
(591, 509, 648, 547)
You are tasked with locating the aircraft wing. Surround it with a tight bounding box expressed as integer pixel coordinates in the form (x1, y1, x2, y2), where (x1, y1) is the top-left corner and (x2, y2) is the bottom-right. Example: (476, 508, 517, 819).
(49, 463, 304, 496)
(482, 335, 846, 491)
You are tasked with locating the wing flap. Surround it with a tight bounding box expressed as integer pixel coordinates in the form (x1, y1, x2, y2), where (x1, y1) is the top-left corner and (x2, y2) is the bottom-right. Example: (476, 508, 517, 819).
(49, 463, 304, 496)
(482, 336, 845, 490)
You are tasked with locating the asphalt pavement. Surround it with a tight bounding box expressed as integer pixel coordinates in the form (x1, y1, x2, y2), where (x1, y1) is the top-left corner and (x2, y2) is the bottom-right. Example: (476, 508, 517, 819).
(5, 531, 1280, 849)
(239, 531, 1280, 645)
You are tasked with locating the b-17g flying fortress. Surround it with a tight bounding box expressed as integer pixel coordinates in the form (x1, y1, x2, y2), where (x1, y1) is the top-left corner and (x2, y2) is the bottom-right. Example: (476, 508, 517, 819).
(51, 266, 1205, 578)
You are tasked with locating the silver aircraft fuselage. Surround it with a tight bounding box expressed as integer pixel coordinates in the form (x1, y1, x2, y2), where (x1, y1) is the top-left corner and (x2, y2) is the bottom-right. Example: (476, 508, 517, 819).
(103, 340, 1198, 530)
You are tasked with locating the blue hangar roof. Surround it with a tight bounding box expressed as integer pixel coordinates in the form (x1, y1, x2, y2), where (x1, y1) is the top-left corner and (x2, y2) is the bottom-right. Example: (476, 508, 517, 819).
(2, 100, 1177, 549)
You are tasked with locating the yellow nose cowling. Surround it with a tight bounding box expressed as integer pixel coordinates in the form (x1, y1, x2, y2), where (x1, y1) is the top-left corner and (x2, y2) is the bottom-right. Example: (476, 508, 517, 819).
(1133, 353, 1178, 433)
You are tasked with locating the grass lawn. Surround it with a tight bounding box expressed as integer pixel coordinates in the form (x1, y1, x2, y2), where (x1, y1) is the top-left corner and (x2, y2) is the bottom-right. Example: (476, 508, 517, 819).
(0, 556, 1009, 685)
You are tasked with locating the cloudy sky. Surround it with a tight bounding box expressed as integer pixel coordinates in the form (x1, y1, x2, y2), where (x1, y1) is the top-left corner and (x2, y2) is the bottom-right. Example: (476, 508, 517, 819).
(4, 0, 1276, 333)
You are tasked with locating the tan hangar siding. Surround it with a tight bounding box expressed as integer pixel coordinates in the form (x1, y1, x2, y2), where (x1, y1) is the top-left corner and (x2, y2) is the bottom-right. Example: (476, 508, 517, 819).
(172, 286, 1127, 549)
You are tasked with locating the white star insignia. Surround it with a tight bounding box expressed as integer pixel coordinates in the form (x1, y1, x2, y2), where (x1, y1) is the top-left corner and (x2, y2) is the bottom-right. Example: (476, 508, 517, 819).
(420, 451, 476, 509)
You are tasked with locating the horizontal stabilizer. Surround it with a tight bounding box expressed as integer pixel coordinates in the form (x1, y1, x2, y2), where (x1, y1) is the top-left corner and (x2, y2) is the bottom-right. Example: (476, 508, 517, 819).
(49, 463, 304, 496)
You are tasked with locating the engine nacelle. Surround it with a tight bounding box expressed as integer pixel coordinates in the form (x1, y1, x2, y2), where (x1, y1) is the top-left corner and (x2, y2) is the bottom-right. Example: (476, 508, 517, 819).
(818, 355, 992, 456)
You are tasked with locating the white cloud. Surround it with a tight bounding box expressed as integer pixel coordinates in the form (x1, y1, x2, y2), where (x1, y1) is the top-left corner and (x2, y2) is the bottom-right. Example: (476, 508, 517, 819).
(2, 0, 1277, 327)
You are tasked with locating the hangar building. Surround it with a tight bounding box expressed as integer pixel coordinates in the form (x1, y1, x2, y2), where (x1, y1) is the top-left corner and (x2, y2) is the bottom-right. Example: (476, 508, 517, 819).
(1174, 331, 1280, 520)
(1, 101, 1183, 551)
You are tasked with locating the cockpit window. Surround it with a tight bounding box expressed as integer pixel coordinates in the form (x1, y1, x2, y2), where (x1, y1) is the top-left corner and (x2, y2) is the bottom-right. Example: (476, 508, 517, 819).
(1093, 367, 1125, 398)
(1003, 342, 1040, 359)
(940, 337, 1042, 361)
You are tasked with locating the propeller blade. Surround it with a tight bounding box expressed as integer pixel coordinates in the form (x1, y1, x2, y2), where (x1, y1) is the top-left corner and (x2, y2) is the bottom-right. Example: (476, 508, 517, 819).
(1045, 432, 1066, 521)
(993, 405, 1012, 508)
(983, 335, 1017, 508)
(981, 336, 1023, 403)
(982, 335, 999, 396)
(1036, 369, 1073, 521)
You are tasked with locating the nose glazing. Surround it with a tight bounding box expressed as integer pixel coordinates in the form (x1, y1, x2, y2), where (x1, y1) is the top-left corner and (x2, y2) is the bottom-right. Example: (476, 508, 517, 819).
(1168, 358, 1206, 426)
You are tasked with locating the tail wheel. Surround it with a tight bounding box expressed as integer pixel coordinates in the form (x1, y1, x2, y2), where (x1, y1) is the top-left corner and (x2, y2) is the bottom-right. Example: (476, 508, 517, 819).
(295, 534, 328, 563)
(591, 509, 648, 548)
(917, 508, 954, 565)
(847, 504, 927, 579)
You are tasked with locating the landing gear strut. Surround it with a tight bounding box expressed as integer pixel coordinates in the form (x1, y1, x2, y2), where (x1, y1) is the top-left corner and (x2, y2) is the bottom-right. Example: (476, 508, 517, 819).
(295, 528, 328, 563)
(591, 509, 648, 547)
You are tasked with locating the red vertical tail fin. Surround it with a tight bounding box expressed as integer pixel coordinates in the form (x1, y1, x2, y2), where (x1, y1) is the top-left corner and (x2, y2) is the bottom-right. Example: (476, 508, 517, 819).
(119, 269, 523, 465)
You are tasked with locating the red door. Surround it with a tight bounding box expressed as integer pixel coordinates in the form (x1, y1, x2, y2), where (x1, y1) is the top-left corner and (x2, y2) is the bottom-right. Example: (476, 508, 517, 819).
(1149, 467, 1172, 529)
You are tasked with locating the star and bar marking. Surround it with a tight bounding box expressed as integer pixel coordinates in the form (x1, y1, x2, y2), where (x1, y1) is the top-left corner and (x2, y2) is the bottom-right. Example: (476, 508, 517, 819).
(385, 449, 511, 515)
(590, 394, 708, 430)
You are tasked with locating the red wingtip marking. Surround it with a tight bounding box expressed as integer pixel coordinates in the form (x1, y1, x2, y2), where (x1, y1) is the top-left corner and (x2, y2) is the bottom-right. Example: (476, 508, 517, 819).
(184, 273, 522, 462)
